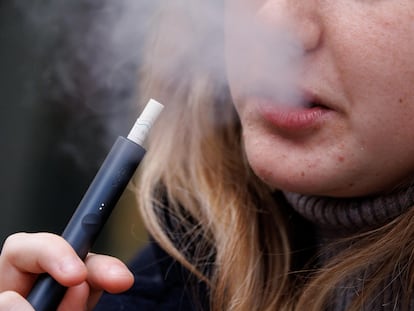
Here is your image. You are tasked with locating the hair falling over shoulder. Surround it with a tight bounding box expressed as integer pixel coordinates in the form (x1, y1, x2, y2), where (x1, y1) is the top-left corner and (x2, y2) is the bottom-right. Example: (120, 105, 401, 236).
(132, 3, 414, 311)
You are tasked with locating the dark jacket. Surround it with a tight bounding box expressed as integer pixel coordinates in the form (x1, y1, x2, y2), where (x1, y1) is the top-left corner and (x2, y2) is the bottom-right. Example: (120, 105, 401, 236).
(93, 240, 209, 311)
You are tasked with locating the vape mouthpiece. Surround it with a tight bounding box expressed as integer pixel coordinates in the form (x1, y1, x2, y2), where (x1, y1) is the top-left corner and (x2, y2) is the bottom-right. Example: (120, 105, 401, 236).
(127, 98, 164, 145)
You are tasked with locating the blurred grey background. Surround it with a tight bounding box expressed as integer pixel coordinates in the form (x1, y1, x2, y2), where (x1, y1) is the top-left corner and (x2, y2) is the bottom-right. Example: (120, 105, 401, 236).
(0, 0, 154, 261)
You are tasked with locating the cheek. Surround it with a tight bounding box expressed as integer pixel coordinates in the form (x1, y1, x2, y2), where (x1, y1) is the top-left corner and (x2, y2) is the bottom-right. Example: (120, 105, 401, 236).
(328, 5, 414, 101)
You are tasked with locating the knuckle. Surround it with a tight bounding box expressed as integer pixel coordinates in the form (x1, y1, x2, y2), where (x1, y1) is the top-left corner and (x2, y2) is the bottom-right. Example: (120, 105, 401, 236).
(1, 233, 28, 257)
(1, 232, 69, 264)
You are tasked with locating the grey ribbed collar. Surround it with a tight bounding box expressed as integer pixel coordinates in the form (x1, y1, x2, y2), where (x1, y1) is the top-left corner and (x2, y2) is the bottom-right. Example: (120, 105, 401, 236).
(283, 184, 414, 233)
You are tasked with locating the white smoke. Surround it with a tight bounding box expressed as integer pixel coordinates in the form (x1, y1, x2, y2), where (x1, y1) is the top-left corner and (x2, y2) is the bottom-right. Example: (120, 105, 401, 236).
(13, 0, 304, 124)
(140, 0, 305, 107)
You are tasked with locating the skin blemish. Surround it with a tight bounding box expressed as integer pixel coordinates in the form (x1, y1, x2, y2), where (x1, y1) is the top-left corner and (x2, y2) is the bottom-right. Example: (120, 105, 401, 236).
(301, 171, 305, 177)
(338, 156, 345, 163)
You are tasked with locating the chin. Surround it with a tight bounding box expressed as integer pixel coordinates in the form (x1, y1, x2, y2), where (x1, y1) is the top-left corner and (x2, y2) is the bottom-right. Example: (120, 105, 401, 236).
(251, 163, 363, 198)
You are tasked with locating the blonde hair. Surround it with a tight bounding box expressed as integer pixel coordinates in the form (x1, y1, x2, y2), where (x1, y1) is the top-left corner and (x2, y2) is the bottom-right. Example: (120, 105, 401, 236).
(133, 3, 414, 310)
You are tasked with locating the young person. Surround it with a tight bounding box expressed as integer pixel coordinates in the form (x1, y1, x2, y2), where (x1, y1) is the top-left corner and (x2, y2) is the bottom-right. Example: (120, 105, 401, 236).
(2, 0, 414, 310)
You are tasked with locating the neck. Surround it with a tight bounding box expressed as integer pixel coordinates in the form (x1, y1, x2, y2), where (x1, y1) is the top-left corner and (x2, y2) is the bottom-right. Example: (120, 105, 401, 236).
(283, 182, 414, 235)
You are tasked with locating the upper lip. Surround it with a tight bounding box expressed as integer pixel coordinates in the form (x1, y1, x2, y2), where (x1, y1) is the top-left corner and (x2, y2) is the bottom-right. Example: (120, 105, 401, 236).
(240, 84, 341, 113)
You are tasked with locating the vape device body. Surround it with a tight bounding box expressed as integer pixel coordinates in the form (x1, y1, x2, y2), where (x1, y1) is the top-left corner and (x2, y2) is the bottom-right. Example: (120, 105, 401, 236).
(27, 99, 163, 311)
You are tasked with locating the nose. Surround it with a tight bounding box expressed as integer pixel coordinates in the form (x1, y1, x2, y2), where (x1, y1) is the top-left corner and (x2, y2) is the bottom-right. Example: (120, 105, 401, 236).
(257, 0, 323, 53)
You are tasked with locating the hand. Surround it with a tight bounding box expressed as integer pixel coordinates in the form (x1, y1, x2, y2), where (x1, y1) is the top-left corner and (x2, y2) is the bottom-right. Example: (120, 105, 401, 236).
(0, 233, 134, 311)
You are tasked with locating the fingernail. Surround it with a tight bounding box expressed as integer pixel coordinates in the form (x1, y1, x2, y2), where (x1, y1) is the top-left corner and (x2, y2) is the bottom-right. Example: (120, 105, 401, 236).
(108, 265, 133, 278)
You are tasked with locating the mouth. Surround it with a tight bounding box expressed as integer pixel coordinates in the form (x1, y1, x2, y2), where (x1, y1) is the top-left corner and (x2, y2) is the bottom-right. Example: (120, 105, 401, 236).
(302, 92, 333, 110)
(304, 101, 330, 111)
(254, 93, 334, 132)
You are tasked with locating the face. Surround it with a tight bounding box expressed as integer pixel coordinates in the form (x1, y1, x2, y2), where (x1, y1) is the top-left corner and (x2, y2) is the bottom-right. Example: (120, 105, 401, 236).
(224, 0, 414, 197)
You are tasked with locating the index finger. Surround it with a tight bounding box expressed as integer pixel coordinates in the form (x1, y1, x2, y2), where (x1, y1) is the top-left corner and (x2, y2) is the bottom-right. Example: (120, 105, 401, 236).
(0, 233, 87, 295)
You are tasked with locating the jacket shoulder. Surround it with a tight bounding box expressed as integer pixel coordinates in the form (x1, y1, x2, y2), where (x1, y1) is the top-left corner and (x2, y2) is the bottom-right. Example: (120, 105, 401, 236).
(93, 240, 208, 311)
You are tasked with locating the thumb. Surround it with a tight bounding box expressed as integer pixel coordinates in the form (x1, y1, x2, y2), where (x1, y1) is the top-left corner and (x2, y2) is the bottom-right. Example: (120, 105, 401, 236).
(0, 291, 34, 311)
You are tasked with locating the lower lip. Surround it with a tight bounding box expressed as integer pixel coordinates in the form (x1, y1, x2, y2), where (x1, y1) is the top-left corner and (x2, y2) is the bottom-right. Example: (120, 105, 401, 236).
(256, 99, 332, 131)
